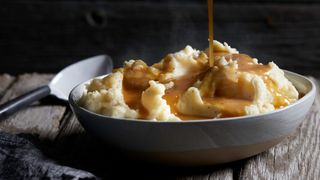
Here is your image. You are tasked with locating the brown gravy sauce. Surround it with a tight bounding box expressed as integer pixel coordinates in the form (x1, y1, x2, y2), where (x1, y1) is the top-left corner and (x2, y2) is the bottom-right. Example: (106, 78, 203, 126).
(122, 84, 148, 119)
(162, 71, 208, 120)
(207, 0, 214, 67)
(122, 53, 294, 120)
(225, 54, 271, 75)
(264, 76, 290, 108)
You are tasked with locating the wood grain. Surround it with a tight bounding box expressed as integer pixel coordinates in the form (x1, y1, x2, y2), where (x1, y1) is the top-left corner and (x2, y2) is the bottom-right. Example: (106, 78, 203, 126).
(0, 73, 66, 140)
(239, 78, 320, 179)
(177, 168, 233, 180)
(0, 1, 320, 76)
(56, 111, 85, 139)
(0, 74, 52, 102)
(0, 74, 15, 97)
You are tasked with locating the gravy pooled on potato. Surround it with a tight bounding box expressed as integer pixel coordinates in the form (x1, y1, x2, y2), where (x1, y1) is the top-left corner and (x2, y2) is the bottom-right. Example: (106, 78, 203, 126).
(80, 41, 299, 121)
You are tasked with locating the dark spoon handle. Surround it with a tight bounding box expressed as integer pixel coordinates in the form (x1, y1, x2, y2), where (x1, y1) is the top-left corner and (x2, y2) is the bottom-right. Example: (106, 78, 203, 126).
(0, 85, 51, 120)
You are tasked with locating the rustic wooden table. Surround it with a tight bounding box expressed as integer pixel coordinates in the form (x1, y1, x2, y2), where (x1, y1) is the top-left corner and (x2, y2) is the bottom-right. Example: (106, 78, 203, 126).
(0, 73, 319, 179)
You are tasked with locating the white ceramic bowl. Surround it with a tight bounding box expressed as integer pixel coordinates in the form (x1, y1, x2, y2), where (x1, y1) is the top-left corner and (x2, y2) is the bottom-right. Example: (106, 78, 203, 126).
(69, 71, 316, 166)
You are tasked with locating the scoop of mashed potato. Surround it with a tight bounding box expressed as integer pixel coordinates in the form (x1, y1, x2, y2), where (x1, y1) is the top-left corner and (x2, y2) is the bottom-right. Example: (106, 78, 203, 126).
(80, 71, 139, 119)
(80, 40, 299, 121)
(141, 81, 180, 121)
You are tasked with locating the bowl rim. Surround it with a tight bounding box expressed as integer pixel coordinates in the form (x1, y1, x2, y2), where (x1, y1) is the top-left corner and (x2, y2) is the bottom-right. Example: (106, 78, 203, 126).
(69, 70, 316, 124)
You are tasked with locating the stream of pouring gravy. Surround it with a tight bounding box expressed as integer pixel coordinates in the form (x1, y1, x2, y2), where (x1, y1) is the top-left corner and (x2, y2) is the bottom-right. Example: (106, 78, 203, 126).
(208, 0, 214, 67)
(121, 0, 290, 120)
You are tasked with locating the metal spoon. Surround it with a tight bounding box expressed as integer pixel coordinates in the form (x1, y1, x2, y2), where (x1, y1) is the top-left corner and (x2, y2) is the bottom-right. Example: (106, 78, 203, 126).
(0, 55, 113, 120)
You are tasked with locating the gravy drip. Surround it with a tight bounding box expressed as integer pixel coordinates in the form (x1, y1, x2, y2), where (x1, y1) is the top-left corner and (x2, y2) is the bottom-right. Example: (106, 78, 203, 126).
(223, 54, 293, 108)
(122, 83, 148, 119)
(162, 71, 208, 120)
(225, 54, 271, 75)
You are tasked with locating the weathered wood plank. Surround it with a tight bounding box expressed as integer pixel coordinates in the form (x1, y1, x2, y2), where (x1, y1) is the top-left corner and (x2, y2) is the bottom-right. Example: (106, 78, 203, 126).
(0, 74, 15, 97)
(0, 2, 320, 76)
(239, 77, 320, 179)
(0, 74, 52, 102)
(0, 73, 66, 140)
(208, 169, 233, 180)
(177, 168, 233, 180)
(56, 111, 85, 139)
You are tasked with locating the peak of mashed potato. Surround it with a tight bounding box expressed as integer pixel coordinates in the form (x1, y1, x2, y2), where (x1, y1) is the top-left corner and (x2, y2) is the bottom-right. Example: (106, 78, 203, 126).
(80, 40, 299, 121)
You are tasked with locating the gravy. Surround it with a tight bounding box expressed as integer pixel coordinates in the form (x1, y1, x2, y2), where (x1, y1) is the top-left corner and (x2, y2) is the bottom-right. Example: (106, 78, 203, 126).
(225, 54, 271, 75)
(163, 72, 207, 120)
(122, 53, 294, 120)
(122, 83, 148, 118)
(207, 0, 214, 67)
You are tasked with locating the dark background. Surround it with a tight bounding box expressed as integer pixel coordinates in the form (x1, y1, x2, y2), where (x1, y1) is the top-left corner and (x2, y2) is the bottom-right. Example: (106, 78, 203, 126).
(1, 0, 319, 76)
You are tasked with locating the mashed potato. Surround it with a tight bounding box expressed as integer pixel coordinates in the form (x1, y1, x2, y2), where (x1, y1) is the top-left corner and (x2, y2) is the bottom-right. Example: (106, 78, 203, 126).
(80, 41, 299, 121)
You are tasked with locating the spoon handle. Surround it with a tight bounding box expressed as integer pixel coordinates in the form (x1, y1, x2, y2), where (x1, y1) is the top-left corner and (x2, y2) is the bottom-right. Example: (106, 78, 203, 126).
(0, 85, 51, 120)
